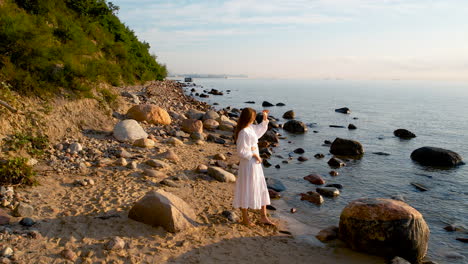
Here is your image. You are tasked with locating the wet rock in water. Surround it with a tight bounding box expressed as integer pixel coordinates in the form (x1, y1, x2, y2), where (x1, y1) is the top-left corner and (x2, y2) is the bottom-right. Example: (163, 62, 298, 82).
(266, 205, 277, 210)
(127, 104, 171, 125)
(276, 102, 285, 106)
(283, 120, 308, 133)
(326, 183, 343, 189)
(348, 124, 357, 130)
(181, 119, 203, 133)
(324, 140, 332, 145)
(244, 101, 255, 104)
(443, 252, 465, 260)
(330, 138, 364, 156)
(316, 187, 340, 197)
(300, 192, 324, 205)
(213, 153, 226, 161)
(262, 101, 274, 107)
(259, 131, 279, 143)
(282, 160, 289, 164)
(329, 171, 339, 176)
(268, 120, 280, 129)
(316, 226, 339, 242)
(282, 110, 295, 119)
(14, 203, 34, 217)
(298, 156, 308, 162)
(266, 178, 286, 192)
(411, 182, 428, 192)
(275, 164, 280, 169)
(290, 208, 297, 213)
(222, 210, 239, 222)
(390, 257, 411, 264)
(146, 159, 169, 169)
(105, 236, 125, 250)
(294, 148, 305, 154)
(113, 119, 148, 142)
(268, 189, 281, 199)
(455, 237, 468, 243)
(0, 209, 11, 225)
(262, 159, 272, 168)
(207, 166, 236, 182)
(329, 125, 345, 128)
(373, 152, 390, 156)
(339, 198, 430, 263)
(133, 138, 155, 148)
(304, 174, 325, 185)
(203, 119, 219, 130)
(394, 129, 416, 139)
(314, 153, 325, 159)
(202, 110, 220, 121)
(410, 146, 464, 167)
(19, 217, 35, 227)
(208, 88, 223, 95)
(61, 249, 77, 261)
(335, 107, 350, 114)
(128, 190, 197, 233)
(328, 157, 346, 168)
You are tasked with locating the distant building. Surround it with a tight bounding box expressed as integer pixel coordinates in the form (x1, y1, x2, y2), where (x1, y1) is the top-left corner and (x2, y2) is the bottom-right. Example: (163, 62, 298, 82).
(184, 77, 192, 82)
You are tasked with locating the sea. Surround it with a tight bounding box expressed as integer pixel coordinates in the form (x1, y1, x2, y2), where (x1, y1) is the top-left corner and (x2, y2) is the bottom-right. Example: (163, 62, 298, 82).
(179, 78, 468, 263)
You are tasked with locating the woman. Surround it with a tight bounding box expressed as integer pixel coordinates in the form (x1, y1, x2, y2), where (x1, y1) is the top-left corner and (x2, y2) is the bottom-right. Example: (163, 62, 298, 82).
(233, 107, 275, 226)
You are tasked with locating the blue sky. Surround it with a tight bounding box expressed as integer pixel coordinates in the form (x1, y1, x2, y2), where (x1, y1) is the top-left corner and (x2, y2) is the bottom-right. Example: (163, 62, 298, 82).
(112, 0, 468, 80)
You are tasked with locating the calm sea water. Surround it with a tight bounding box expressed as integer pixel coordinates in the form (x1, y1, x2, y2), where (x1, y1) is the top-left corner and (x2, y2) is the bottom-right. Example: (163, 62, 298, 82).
(182, 78, 468, 263)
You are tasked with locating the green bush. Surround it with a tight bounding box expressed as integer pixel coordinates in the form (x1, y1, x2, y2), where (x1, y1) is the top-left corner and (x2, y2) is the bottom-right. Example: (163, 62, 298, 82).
(3, 132, 49, 156)
(0, 157, 37, 186)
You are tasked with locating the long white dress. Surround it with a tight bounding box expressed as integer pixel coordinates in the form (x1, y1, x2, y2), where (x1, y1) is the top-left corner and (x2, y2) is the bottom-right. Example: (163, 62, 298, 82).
(233, 120, 271, 209)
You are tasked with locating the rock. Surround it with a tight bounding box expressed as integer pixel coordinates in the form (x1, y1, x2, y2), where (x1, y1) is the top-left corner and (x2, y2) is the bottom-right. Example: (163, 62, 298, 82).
(113, 119, 148, 142)
(391, 257, 411, 264)
(329, 171, 339, 176)
(128, 190, 196, 233)
(19, 217, 35, 227)
(218, 122, 234, 132)
(339, 198, 430, 263)
(276, 102, 285, 106)
(293, 148, 305, 154)
(268, 189, 281, 199)
(266, 178, 286, 192)
(146, 159, 169, 169)
(290, 208, 297, 213)
(328, 157, 346, 167)
(262, 101, 274, 107)
(326, 183, 343, 189)
(316, 226, 339, 242)
(282, 110, 295, 119)
(105, 236, 125, 250)
(166, 137, 184, 146)
(330, 125, 345, 128)
(266, 205, 276, 210)
(162, 149, 180, 162)
(335, 107, 350, 114)
(455, 237, 468, 243)
(127, 161, 138, 170)
(61, 249, 76, 261)
(1, 257, 11, 264)
(330, 138, 364, 156)
(259, 131, 279, 143)
(443, 252, 465, 260)
(394, 129, 416, 139)
(215, 160, 227, 168)
(160, 179, 181, 188)
(69, 142, 82, 153)
(181, 119, 203, 133)
(316, 187, 340, 197)
(13, 203, 34, 217)
(283, 120, 308, 133)
(190, 132, 204, 141)
(300, 191, 324, 205)
(304, 174, 325, 185)
(117, 148, 132, 158)
(0, 209, 10, 225)
(222, 210, 240, 222)
(297, 156, 308, 162)
(203, 110, 220, 121)
(207, 134, 226, 144)
(143, 169, 165, 178)
(262, 159, 272, 167)
(410, 146, 464, 167)
(207, 166, 236, 182)
(115, 157, 128, 167)
(411, 182, 428, 192)
(126, 104, 171, 125)
(348, 124, 357, 130)
(244, 101, 255, 104)
(373, 152, 390, 156)
(214, 153, 226, 161)
(275, 164, 280, 169)
(196, 164, 208, 173)
(133, 138, 155, 148)
(26, 158, 38, 167)
(314, 153, 325, 159)
(203, 119, 219, 130)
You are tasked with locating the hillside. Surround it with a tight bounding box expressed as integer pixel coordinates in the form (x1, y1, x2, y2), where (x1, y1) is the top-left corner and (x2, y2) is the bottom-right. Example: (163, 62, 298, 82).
(0, 0, 167, 96)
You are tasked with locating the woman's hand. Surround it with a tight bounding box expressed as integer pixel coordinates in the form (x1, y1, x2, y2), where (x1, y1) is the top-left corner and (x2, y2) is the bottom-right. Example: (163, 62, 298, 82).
(253, 153, 262, 164)
(251, 146, 256, 151)
(262, 110, 269, 121)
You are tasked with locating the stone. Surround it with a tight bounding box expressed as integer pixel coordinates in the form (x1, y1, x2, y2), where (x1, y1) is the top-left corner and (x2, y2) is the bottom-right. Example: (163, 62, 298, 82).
(213, 153, 226, 161)
(203, 110, 220, 121)
(127, 161, 138, 170)
(207, 166, 236, 182)
(290, 208, 297, 213)
(196, 164, 208, 173)
(244, 101, 255, 104)
(128, 190, 197, 232)
(117, 148, 132, 158)
(394, 129, 416, 139)
(283, 120, 308, 133)
(61, 249, 76, 261)
(339, 198, 430, 263)
(266, 205, 276, 210)
(262, 159, 272, 167)
(126, 104, 171, 125)
(304, 174, 325, 185)
(162, 149, 180, 162)
(316, 187, 340, 197)
(293, 148, 305, 154)
(116, 157, 128, 167)
(203, 119, 219, 130)
(218, 122, 234, 132)
(133, 138, 155, 148)
(0, 209, 10, 225)
(222, 210, 240, 222)
(186, 109, 205, 120)
(259, 131, 279, 143)
(215, 160, 227, 168)
(411, 182, 428, 192)
(455, 237, 468, 243)
(276, 102, 285, 106)
(328, 157, 346, 167)
(316, 226, 339, 242)
(314, 153, 325, 159)
(300, 191, 324, 205)
(262, 101, 274, 107)
(160, 179, 181, 187)
(181, 119, 203, 133)
(411, 146, 464, 167)
(330, 138, 364, 156)
(335, 107, 350, 114)
(329, 171, 339, 176)
(282, 110, 295, 119)
(207, 134, 226, 144)
(143, 169, 165, 177)
(391, 257, 411, 264)
(146, 159, 169, 169)
(298, 156, 308, 162)
(69, 142, 82, 153)
(26, 158, 38, 167)
(113, 119, 148, 142)
(266, 178, 286, 192)
(326, 183, 343, 189)
(13, 203, 34, 217)
(166, 137, 184, 146)
(105, 236, 125, 250)
(268, 189, 281, 199)
(275, 164, 280, 169)
(19, 217, 35, 227)
(348, 124, 357, 130)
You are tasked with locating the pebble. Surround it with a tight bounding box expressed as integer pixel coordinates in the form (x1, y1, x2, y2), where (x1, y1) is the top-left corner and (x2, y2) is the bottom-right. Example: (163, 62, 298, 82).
(297, 156, 308, 162)
(314, 153, 325, 159)
(213, 153, 226, 161)
(221, 210, 240, 222)
(13, 203, 34, 217)
(329, 170, 339, 176)
(61, 249, 77, 261)
(127, 161, 138, 170)
(106, 236, 125, 250)
(19, 217, 35, 227)
(0, 247, 13, 257)
(290, 208, 297, 213)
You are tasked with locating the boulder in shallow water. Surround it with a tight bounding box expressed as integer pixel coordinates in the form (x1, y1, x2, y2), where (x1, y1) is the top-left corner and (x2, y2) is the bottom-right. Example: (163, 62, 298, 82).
(316, 187, 340, 197)
(113, 120, 148, 142)
(126, 104, 171, 125)
(394, 129, 416, 139)
(266, 178, 286, 192)
(410, 146, 464, 167)
(262, 101, 274, 107)
(304, 174, 325, 185)
(282, 110, 295, 119)
(283, 120, 308, 133)
(330, 138, 364, 156)
(300, 191, 324, 205)
(328, 157, 346, 167)
(339, 198, 430, 263)
(259, 130, 279, 143)
(335, 107, 350, 114)
(276, 102, 285, 106)
(316, 226, 339, 242)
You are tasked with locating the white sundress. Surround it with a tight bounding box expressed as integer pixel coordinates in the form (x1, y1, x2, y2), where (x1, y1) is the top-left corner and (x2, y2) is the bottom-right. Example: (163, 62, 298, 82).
(232, 120, 271, 209)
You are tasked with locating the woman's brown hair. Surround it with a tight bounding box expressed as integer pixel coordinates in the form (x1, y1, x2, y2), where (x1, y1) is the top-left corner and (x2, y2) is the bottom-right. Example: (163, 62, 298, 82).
(234, 108, 256, 143)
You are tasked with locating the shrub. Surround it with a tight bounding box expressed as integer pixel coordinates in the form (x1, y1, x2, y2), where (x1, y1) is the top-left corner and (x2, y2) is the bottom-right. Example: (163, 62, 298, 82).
(0, 157, 37, 186)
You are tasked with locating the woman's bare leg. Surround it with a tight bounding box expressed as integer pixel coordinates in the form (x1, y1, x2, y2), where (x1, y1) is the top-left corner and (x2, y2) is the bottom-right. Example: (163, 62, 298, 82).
(241, 208, 254, 226)
(260, 205, 276, 225)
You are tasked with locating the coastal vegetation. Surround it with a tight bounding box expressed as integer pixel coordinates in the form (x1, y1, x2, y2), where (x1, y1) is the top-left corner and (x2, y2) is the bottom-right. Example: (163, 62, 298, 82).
(0, 0, 167, 97)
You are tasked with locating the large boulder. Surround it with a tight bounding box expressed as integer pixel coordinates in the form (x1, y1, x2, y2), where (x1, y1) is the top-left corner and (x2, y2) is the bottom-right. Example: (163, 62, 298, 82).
(181, 119, 203, 133)
(339, 198, 429, 263)
(262, 101, 274, 107)
(0, 209, 10, 225)
(128, 190, 196, 233)
(203, 110, 220, 121)
(113, 119, 148, 142)
(394, 129, 416, 139)
(266, 178, 286, 192)
(126, 104, 171, 125)
(330, 138, 364, 156)
(186, 109, 205, 120)
(259, 131, 279, 143)
(335, 107, 350, 114)
(282, 110, 295, 119)
(207, 166, 236, 182)
(283, 120, 308, 133)
(203, 119, 219, 130)
(410, 147, 464, 167)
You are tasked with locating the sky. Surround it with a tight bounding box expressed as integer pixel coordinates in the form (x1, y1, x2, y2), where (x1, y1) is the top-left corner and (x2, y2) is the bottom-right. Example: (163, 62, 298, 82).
(112, 0, 468, 80)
